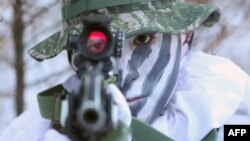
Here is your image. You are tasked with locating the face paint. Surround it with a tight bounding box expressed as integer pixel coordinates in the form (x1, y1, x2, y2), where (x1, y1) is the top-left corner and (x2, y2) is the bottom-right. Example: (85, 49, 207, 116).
(121, 37, 153, 94)
(63, 32, 191, 124)
(118, 33, 190, 123)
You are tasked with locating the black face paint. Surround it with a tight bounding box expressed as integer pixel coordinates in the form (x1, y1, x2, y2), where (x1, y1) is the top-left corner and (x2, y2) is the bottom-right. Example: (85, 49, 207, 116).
(145, 35, 182, 124)
(141, 33, 172, 97)
(129, 99, 147, 116)
(129, 33, 172, 117)
(121, 43, 152, 95)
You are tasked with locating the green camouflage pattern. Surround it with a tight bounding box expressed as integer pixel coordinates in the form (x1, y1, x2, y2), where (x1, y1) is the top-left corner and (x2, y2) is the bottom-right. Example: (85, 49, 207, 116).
(28, 0, 220, 61)
(28, 30, 69, 61)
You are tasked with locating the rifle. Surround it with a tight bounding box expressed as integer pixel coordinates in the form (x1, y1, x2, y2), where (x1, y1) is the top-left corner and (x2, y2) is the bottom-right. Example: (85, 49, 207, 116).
(60, 16, 128, 141)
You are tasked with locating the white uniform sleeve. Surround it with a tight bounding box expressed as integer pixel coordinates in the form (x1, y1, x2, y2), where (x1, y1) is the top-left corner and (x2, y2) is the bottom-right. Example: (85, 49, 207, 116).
(0, 109, 51, 141)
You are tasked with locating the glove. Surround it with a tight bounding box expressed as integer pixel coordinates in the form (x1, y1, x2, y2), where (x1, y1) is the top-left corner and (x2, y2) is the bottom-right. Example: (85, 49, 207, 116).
(106, 83, 132, 127)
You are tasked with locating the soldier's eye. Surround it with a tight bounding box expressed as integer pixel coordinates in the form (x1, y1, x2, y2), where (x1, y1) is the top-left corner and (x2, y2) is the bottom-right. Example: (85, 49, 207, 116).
(133, 34, 154, 46)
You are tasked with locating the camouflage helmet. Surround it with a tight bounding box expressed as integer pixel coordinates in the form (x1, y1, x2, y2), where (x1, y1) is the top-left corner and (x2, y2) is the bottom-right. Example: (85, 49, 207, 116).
(28, 0, 220, 61)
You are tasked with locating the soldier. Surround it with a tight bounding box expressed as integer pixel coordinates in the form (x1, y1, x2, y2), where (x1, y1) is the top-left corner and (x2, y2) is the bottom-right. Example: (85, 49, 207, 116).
(1, 0, 250, 141)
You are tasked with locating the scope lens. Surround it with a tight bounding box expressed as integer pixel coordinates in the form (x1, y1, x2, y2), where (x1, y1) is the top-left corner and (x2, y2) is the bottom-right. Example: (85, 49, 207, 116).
(86, 31, 107, 54)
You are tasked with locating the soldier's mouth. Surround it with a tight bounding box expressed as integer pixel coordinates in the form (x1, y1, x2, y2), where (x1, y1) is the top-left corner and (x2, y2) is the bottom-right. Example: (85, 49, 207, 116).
(126, 95, 148, 105)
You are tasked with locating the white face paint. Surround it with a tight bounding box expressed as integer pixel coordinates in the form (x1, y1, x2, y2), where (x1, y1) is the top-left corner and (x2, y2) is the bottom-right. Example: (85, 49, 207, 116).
(118, 33, 190, 123)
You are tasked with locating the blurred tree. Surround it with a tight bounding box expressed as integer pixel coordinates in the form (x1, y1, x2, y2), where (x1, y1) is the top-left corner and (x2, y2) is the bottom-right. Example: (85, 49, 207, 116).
(12, 0, 25, 115)
(0, 0, 70, 133)
(0, 0, 65, 117)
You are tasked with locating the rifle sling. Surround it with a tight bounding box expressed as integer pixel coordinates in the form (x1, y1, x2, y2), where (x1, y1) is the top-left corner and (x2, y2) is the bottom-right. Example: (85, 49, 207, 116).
(37, 84, 63, 122)
(37, 85, 217, 141)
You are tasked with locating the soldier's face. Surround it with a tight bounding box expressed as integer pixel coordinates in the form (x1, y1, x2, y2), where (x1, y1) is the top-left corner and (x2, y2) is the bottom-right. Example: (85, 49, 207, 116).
(66, 32, 191, 123)
(118, 33, 190, 123)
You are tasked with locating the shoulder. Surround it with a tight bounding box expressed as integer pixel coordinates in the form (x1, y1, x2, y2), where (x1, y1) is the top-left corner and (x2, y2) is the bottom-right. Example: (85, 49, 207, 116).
(180, 49, 249, 86)
(179, 49, 249, 97)
(176, 49, 250, 125)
